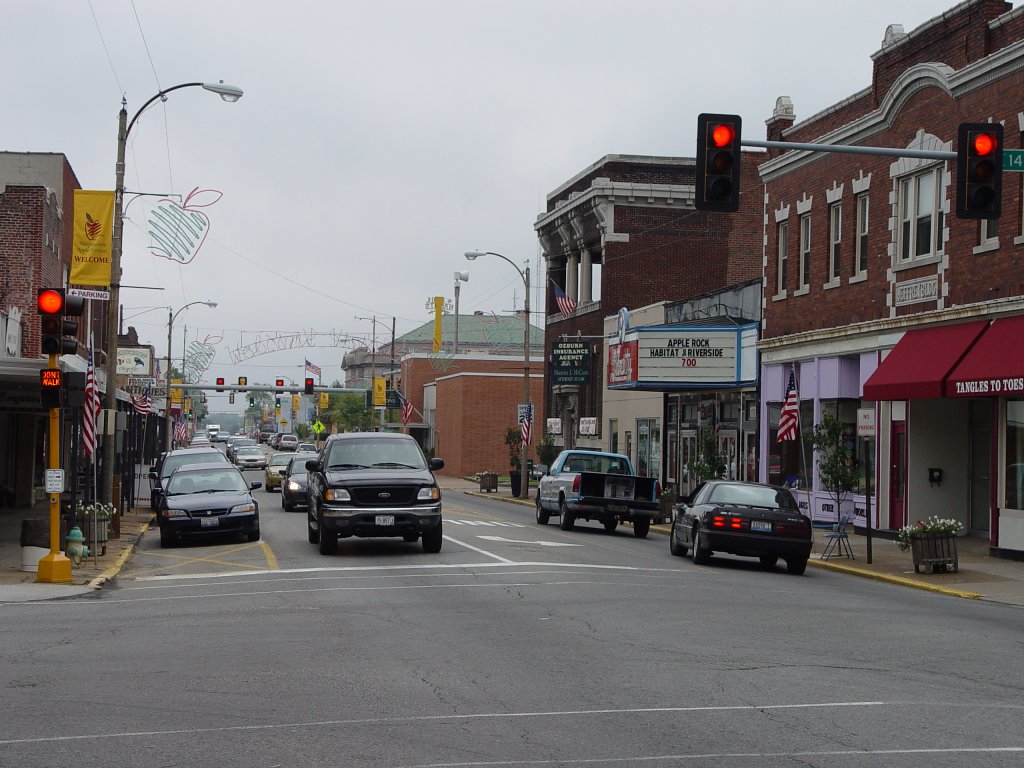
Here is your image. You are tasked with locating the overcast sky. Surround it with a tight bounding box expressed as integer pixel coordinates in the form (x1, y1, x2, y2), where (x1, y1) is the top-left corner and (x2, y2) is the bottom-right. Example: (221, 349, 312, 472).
(6, 0, 969, 409)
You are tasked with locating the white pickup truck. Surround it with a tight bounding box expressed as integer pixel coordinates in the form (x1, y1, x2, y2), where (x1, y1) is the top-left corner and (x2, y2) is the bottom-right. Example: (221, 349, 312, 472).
(535, 449, 660, 538)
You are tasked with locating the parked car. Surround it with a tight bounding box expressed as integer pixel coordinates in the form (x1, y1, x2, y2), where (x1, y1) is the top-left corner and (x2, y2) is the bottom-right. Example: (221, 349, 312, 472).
(670, 480, 813, 575)
(156, 463, 261, 547)
(280, 452, 319, 511)
(264, 452, 293, 492)
(234, 445, 269, 470)
(278, 434, 299, 451)
(148, 447, 230, 509)
(305, 432, 445, 555)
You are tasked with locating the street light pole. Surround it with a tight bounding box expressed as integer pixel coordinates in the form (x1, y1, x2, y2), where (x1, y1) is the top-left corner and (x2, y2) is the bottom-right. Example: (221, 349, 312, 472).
(164, 301, 217, 452)
(453, 271, 469, 355)
(101, 81, 242, 509)
(465, 250, 531, 500)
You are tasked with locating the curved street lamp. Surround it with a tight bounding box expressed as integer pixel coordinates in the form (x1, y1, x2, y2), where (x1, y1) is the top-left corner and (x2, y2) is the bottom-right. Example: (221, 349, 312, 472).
(102, 81, 242, 506)
(164, 301, 218, 451)
(465, 250, 531, 499)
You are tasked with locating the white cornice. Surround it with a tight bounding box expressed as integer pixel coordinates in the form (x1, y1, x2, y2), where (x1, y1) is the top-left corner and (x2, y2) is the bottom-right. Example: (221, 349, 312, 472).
(535, 179, 693, 232)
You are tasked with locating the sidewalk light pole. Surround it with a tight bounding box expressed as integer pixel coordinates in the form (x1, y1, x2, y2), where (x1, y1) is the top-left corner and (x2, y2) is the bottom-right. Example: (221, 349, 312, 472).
(102, 81, 242, 507)
(165, 301, 218, 451)
(465, 250, 531, 499)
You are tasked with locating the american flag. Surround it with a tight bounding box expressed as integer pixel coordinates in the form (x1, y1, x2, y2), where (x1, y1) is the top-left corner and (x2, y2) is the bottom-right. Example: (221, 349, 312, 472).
(400, 395, 414, 426)
(305, 358, 321, 376)
(82, 347, 102, 457)
(776, 370, 800, 443)
(174, 418, 188, 444)
(131, 386, 153, 415)
(551, 280, 576, 318)
(521, 417, 533, 446)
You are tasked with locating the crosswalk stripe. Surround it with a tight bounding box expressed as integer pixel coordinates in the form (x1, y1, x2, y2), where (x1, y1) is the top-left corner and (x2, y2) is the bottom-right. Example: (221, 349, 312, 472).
(446, 519, 524, 527)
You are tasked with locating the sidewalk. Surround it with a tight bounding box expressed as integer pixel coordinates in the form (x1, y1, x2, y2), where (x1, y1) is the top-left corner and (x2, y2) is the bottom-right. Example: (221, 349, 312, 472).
(446, 476, 1024, 606)
(0, 509, 153, 602)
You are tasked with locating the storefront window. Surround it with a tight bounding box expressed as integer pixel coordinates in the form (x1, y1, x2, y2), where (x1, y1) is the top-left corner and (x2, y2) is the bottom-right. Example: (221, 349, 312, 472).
(636, 417, 661, 482)
(820, 399, 871, 494)
(1005, 400, 1024, 509)
(767, 401, 814, 488)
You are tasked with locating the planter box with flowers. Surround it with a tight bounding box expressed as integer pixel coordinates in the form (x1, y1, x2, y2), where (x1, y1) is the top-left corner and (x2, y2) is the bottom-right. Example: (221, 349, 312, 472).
(897, 516, 963, 574)
(76, 501, 114, 556)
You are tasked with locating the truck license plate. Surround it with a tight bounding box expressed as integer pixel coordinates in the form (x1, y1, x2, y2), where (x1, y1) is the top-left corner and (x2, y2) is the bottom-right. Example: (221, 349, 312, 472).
(751, 520, 772, 532)
(200, 517, 219, 528)
(375, 515, 395, 526)
(608, 504, 627, 514)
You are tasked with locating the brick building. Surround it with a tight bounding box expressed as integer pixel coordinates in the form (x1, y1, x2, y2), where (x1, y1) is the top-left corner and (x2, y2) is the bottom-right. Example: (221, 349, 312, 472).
(759, 0, 1024, 557)
(399, 353, 544, 478)
(534, 153, 762, 490)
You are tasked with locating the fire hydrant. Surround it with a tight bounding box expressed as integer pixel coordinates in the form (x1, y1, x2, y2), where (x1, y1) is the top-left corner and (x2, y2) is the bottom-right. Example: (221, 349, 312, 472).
(65, 526, 90, 566)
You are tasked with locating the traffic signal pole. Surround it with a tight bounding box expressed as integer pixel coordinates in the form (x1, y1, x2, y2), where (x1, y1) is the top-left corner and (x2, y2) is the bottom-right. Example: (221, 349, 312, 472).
(741, 137, 955, 162)
(36, 352, 72, 584)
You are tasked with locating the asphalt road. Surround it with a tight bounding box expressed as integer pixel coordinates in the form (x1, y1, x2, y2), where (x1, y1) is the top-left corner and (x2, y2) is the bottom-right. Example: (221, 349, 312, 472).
(1, 451, 1023, 767)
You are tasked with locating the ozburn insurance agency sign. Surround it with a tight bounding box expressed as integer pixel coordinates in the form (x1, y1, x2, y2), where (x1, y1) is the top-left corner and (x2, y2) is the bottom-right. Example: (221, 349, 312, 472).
(607, 322, 758, 390)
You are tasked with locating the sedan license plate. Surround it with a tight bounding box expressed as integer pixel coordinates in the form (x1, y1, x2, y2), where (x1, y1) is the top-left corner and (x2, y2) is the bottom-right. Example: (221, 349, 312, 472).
(200, 517, 219, 528)
(375, 515, 395, 526)
(750, 519, 772, 533)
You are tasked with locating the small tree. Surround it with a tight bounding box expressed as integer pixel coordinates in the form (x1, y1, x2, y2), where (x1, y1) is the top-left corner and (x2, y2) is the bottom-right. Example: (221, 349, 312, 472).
(811, 412, 857, 517)
(687, 426, 727, 485)
(504, 426, 523, 471)
(536, 431, 559, 469)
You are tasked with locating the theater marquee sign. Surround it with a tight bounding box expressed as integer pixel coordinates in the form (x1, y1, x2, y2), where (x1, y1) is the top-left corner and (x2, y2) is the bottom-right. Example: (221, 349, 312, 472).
(607, 322, 758, 390)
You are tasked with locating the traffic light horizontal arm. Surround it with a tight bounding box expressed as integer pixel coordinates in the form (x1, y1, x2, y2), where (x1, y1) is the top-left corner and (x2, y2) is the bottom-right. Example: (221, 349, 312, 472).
(167, 384, 368, 394)
(743, 138, 955, 161)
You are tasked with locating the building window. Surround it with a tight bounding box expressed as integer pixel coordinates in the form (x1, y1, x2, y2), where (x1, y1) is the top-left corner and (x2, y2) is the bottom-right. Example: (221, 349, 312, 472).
(898, 166, 943, 261)
(981, 218, 998, 245)
(777, 221, 788, 294)
(1006, 401, 1024, 510)
(828, 203, 841, 282)
(609, 418, 618, 454)
(855, 193, 869, 276)
(799, 214, 811, 289)
(767, 400, 814, 494)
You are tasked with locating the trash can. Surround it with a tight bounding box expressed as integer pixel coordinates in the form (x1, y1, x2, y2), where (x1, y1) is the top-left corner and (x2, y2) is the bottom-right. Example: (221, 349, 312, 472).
(479, 472, 498, 493)
(19, 519, 67, 573)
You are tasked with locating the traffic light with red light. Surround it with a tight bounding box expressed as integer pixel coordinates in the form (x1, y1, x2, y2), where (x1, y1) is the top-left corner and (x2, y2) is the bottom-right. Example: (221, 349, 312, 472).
(215, 377, 225, 392)
(304, 377, 315, 395)
(37, 289, 84, 356)
(956, 122, 1003, 219)
(40, 368, 62, 409)
(695, 113, 742, 212)
(275, 378, 285, 389)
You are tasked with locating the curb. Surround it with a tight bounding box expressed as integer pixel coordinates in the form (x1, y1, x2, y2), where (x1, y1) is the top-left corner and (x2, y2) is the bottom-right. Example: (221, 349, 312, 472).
(462, 490, 534, 508)
(806, 557, 983, 599)
(87, 517, 152, 590)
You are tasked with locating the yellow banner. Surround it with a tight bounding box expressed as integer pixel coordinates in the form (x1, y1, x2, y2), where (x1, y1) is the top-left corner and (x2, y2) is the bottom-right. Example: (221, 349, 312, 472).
(373, 376, 386, 407)
(171, 379, 183, 404)
(433, 296, 444, 352)
(319, 392, 330, 409)
(70, 190, 115, 286)
(291, 394, 300, 412)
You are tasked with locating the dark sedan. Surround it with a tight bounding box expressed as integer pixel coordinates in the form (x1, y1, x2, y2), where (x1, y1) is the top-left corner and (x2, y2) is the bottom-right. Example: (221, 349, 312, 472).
(669, 480, 813, 574)
(156, 463, 262, 548)
(148, 447, 230, 509)
(280, 452, 318, 511)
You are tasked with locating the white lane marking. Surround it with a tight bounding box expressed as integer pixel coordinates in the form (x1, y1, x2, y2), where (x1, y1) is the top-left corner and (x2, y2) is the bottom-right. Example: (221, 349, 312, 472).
(440, 533, 513, 563)
(0, 701, 889, 746)
(447, 519, 525, 527)
(477, 535, 582, 548)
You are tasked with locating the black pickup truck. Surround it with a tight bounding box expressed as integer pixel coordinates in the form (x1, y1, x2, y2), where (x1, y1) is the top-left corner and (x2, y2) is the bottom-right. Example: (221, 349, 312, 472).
(305, 432, 445, 555)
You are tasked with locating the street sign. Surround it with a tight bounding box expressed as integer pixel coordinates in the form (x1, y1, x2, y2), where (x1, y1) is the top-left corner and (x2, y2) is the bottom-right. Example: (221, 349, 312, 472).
(67, 287, 110, 301)
(1003, 149, 1024, 172)
(128, 376, 155, 391)
(312, 420, 325, 434)
(279, 418, 288, 427)
(44, 469, 64, 493)
(857, 408, 876, 438)
(517, 403, 532, 424)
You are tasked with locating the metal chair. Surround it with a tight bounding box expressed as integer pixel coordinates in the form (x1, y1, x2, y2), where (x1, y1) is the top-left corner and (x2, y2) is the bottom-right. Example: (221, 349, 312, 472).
(821, 513, 854, 560)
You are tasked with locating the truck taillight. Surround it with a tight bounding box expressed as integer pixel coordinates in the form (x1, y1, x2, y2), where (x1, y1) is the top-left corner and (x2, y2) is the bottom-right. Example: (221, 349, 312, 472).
(655, 481, 661, 500)
(572, 474, 581, 493)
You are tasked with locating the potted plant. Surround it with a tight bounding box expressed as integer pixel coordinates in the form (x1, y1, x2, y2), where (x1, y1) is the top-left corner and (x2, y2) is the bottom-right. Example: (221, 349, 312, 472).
(686, 426, 727, 486)
(505, 426, 524, 497)
(897, 516, 964, 574)
(76, 501, 114, 556)
(658, 484, 676, 523)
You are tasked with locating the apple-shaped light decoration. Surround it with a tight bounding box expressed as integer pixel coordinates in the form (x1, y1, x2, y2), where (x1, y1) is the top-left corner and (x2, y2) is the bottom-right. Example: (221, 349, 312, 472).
(148, 186, 223, 264)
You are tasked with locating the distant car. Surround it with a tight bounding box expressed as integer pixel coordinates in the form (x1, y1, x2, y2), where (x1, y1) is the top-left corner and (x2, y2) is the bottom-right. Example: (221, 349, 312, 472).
(156, 463, 261, 547)
(280, 452, 319, 511)
(268, 433, 284, 450)
(234, 445, 268, 470)
(226, 438, 257, 463)
(670, 480, 813, 575)
(264, 452, 293, 492)
(279, 434, 299, 451)
(148, 447, 230, 509)
(297, 442, 318, 454)
(258, 431, 274, 444)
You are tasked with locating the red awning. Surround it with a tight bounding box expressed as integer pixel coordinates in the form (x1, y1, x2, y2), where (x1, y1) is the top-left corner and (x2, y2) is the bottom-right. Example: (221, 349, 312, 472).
(947, 315, 1024, 397)
(862, 320, 988, 400)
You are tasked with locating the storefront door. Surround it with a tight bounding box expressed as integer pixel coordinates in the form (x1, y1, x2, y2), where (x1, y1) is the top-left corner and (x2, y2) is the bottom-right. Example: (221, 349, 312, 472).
(890, 421, 907, 529)
(718, 429, 738, 481)
(969, 400, 991, 534)
(680, 430, 697, 496)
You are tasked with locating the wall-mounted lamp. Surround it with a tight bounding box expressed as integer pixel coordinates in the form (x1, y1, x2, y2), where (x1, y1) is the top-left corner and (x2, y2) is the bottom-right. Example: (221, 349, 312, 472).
(928, 467, 943, 486)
